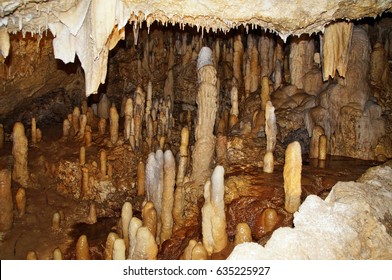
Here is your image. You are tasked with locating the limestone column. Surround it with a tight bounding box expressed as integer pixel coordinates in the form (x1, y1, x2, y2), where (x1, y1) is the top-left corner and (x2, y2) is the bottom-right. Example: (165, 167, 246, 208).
(191, 47, 218, 187)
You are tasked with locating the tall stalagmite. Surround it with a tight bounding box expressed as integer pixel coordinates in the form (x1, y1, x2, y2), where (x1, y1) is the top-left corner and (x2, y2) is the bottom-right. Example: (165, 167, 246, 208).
(283, 141, 302, 213)
(12, 122, 29, 187)
(191, 47, 218, 187)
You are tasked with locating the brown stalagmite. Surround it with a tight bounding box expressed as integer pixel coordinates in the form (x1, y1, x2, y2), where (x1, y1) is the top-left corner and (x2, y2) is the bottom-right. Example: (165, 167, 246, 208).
(263, 151, 274, 173)
(234, 223, 252, 246)
(319, 134, 327, 160)
(128, 217, 142, 259)
(260, 208, 279, 233)
(78, 114, 87, 139)
(109, 104, 119, 145)
(104, 232, 119, 260)
(76, 234, 90, 260)
(181, 239, 197, 260)
(202, 165, 228, 255)
(107, 163, 113, 180)
(98, 94, 110, 120)
(15, 187, 26, 217)
(12, 122, 29, 187)
(79, 146, 86, 165)
(72, 107, 81, 136)
(81, 167, 89, 199)
(0, 169, 13, 232)
(81, 100, 88, 115)
(124, 98, 133, 141)
(191, 47, 218, 187)
(26, 251, 38, 260)
(191, 242, 208, 260)
(229, 86, 239, 129)
(99, 149, 107, 178)
(87, 202, 97, 224)
(161, 150, 176, 243)
(36, 128, 42, 143)
(31, 117, 37, 144)
(53, 248, 63, 260)
(121, 202, 133, 256)
(142, 201, 157, 239)
(52, 212, 60, 231)
(62, 119, 71, 139)
(0, 124, 4, 149)
(261, 76, 270, 111)
(137, 161, 145, 196)
(283, 141, 302, 213)
(98, 118, 106, 136)
(322, 21, 353, 81)
(131, 226, 158, 260)
(309, 126, 325, 159)
(84, 126, 92, 147)
(113, 238, 126, 260)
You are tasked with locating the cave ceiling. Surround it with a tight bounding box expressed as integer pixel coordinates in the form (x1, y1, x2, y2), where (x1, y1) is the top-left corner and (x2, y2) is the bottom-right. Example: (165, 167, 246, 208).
(1, 0, 392, 96)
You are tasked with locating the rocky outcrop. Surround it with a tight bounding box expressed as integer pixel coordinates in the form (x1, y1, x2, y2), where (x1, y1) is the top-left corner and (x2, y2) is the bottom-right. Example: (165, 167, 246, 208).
(227, 161, 392, 260)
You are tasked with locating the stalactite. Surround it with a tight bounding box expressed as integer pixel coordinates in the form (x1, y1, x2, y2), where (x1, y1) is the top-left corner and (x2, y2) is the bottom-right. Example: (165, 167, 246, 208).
(233, 35, 243, 88)
(322, 21, 353, 81)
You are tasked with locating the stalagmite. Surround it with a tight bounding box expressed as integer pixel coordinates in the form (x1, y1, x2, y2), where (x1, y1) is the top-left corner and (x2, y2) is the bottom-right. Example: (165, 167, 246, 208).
(202, 165, 228, 255)
(128, 217, 142, 259)
(53, 248, 63, 260)
(124, 98, 133, 141)
(109, 104, 119, 145)
(76, 235, 90, 260)
(36, 129, 42, 143)
(191, 242, 208, 260)
(78, 114, 87, 139)
(0, 169, 13, 232)
(98, 94, 111, 119)
(87, 202, 97, 224)
(121, 202, 133, 256)
(62, 119, 71, 139)
(84, 126, 92, 147)
(322, 21, 353, 80)
(234, 223, 252, 246)
(216, 134, 228, 165)
(131, 227, 158, 260)
(259, 208, 279, 233)
(79, 146, 86, 165)
(319, 135, 327, 161)
(81, 167, 89, 199)
(12, 122, 29, 187)
(265, 101, 277, 153)
(283, 141, 302, 213)
(99, 149, 107, 178)
(191, 47, 218, 187)
(113, 238, 126, 260)
(181, 239, 197, 260)
(0, 124, 4, 149)
(142, 201, 157, 239)
(15, 187, 26, 217)
(31, 117, 37, 145)
(52, 212, 61, 231)
(137, 161, 145, 196)
(98, 118, 106, 136)
(104, 232, 119, 260)
(26, 251, 38, 260)
(309, 126, 325, 159)
(107, 163, 113, 179)
(161, 150, 176, 243)
(263, 151, 274, 173)
(72, 107, 80, 136)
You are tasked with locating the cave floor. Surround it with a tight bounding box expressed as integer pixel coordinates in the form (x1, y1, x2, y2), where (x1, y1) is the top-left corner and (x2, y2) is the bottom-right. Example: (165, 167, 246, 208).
(0, 124, 381, 260)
